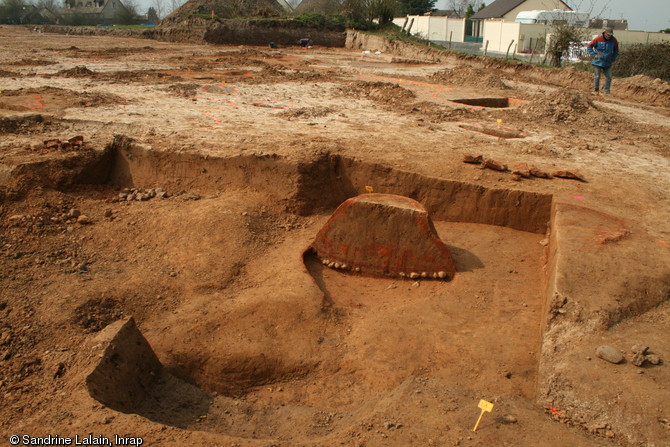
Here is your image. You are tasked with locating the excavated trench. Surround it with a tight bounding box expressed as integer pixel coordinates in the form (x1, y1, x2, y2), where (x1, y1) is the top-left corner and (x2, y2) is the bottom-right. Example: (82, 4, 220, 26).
(451, 97, 511, 108)
(3, 134, 555, 438)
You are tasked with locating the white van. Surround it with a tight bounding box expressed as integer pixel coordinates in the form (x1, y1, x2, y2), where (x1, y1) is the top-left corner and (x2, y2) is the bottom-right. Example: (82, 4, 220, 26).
(515, 10, 590, 27)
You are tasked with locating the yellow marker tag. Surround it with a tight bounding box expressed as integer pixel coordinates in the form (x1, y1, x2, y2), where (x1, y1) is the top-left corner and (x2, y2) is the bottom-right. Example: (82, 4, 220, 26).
(496, 119, 502, 128)
(478, 399, 494, 412)
(365, 186, 374, 193)
(473, 399, 494, 432)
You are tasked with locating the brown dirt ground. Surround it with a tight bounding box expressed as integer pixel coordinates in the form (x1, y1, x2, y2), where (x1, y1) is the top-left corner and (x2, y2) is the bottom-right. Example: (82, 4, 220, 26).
(1, 25, 669, 447)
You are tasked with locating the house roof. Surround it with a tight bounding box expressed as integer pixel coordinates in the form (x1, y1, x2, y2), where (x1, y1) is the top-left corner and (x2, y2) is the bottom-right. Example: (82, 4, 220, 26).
(471, 0, 572, 20)
(429, 9, 460, 17)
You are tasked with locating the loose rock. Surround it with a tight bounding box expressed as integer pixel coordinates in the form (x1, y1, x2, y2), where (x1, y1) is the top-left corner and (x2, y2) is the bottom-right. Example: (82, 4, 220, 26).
(596, 346, 624, 364)
(632, 352, 646, 367)
(77, 215, 92, 225)
(552, 170, 586, 182)
(631, 344, 649, 355)
(482, 158, 507, 171)
(501, 414, 517, 424)
(646, 354, 661, 365)
(512, 163, 531, 178)
(530, 167, 552, 179)
(463, 154, 483, 164)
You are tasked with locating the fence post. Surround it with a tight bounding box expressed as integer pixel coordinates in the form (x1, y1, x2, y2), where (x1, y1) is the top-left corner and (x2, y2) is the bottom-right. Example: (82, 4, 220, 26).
(449, 31, 453, 49)
(483, 40, 489, 57)
(402, 16, 408, 32)
(407, 18, 414, 35)
(529, 37, 541, 63)
(505, 39, 515, 59)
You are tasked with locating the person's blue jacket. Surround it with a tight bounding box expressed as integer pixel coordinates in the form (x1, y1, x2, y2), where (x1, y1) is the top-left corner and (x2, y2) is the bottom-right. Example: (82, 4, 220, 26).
(587, 33, 619, 68)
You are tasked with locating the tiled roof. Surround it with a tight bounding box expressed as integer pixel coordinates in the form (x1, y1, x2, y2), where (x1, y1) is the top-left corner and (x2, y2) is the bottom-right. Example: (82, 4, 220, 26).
(470, 0, 571, 19)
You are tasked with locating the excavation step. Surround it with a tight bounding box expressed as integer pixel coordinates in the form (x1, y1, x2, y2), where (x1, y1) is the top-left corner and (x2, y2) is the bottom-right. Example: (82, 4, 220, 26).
(311, 193, 456, 280)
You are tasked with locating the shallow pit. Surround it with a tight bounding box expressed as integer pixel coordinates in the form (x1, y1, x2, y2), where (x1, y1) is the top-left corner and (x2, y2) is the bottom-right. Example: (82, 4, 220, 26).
(451, 97, 510, 108)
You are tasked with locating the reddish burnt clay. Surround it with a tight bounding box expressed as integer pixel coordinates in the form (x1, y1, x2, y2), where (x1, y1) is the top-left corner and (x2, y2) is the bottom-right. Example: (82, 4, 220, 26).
(310, 193, 456, 280)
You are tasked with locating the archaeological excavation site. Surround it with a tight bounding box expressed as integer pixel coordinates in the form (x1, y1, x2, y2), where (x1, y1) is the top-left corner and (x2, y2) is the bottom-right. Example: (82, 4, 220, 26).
(0, 21, 669, 447)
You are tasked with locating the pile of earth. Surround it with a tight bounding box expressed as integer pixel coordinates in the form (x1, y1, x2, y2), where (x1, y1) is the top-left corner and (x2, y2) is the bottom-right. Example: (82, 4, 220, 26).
(161, 0, 286, 25)
(162, 83, 200, 97)
(6, 58, 55, 66)
(402, 101, 481, 123)
(430, 65, 509, 90)
(212, 48, 279, 65)
(52, 66, 96, 78)
(515, 87, 622, 125)
(339, 81, 416, 106)
(277, 106, 336, 119)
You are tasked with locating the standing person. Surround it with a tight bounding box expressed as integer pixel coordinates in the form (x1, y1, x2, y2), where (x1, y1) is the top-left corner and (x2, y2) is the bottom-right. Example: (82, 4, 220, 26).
(587, 28, 619, 95)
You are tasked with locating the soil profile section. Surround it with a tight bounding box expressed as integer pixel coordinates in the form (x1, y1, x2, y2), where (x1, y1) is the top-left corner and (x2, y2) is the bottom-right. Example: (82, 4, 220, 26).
(109, 140, 552, 234)
(293, 154, 552, 234)
(310, 193, 456, 279)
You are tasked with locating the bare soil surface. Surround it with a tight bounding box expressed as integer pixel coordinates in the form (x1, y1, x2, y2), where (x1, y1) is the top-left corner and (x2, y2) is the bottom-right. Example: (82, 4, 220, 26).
(1, 25, 669, 447)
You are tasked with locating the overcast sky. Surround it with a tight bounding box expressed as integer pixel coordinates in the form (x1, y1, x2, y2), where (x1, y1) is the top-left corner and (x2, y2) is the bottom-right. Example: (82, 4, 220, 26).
(434, 0, 670, 31)
(137, 0, 669, 33)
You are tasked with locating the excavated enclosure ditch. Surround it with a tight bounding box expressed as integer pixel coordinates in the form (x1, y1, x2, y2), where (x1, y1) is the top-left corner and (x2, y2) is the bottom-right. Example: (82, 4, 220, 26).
(3, 135, 555, 437)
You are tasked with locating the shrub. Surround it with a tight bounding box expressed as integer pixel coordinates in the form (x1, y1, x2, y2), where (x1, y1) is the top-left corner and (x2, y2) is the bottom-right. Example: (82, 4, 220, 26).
(614, 42, 670, 82)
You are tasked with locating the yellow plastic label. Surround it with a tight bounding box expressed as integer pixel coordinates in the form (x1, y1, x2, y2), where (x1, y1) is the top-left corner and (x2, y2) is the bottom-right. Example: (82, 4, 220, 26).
(478, 399, 494, 412)
(365, 186, 374, 193)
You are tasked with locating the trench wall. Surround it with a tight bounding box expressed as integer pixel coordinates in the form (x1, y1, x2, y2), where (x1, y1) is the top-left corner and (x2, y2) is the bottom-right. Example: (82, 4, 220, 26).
(109, 140, 552, 234)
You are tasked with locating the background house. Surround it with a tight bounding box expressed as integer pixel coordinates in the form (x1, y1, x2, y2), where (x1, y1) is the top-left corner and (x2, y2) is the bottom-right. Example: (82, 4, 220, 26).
(468, 0, 571, 41)
(60, 0, 132, 24)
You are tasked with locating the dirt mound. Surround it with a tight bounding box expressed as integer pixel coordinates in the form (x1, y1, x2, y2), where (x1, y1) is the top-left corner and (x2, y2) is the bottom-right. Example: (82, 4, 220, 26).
(519, 88, 616, 124)
(99, 70, 184, 83)
(400, 101, 481, 122)
(430, 65, 509, 90)
(162, 83, 200, 97)
(310, 194, 456, 279)
(54, 65, 96, 77)
(162, 0, 285, 23)
(616, 74, 670, 107)
(278, 106, 335, 119)
(340, 81, 416, 105)
(7, 58, 55, 66)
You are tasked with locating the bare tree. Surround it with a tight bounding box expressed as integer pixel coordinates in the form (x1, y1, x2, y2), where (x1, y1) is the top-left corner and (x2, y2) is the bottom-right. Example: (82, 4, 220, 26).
(446, 0, 483, 17)
(565, 0, 611, 19)
(152, 0, 164, 19)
